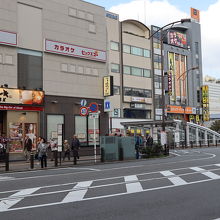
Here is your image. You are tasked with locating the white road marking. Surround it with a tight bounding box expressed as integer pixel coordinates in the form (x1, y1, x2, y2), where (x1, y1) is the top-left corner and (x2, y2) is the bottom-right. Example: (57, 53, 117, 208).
(215, 164, 220, 167)
(124, 175, 143, 193)
(170, 152, 181, 156)
(0, 187, 40, 212)
(0, 176, 15, 181)
(190, 167, 220, 179)
(1, 177, 219, 213)
(160, 171, 187, 186)
(62, 181, 93, 203)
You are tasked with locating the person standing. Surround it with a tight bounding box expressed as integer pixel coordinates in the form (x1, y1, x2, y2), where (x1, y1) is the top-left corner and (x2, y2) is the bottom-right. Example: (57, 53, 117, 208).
(49, 138, 57, 161)
(71, 135, 80, 164)
(63, 140, 71, 161)
(24, 134, 32, 162)
(146, 134, 153, 148)
(38, 138, 48, 168)
(135, 134, 142, 159)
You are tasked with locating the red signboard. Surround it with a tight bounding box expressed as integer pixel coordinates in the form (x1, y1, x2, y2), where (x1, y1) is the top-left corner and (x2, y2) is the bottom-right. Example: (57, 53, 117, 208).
(89, 102, 99, 113)
(80, 106, 89, 116)
(0, 105, 44, 111)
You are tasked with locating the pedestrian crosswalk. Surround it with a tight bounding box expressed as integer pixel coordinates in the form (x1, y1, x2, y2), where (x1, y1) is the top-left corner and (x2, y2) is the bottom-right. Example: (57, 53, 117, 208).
(1, 164, 220, 212)
(0, 175, 15, 181)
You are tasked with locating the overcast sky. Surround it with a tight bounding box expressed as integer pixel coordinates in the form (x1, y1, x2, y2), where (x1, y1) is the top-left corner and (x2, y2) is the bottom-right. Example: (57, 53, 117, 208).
(86, 0, 220, 79)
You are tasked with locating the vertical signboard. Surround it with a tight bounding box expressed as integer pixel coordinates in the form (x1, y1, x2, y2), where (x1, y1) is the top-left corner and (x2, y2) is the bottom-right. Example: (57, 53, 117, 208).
(181, 55, 187, 104)
(202, 85, 209, 121)
(191, 8, 200, 22)
(103, 76, 113, 97)
(175, 54, 181, 102)
(168, 52, 175, 100)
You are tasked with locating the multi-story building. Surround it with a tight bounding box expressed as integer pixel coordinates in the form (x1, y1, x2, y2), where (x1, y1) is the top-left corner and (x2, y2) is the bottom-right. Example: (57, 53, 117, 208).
(0, 0, 108, 155)
(152, 8, 203, 124)
(204, 76, 220, 121)
(106, 11, 153, 134)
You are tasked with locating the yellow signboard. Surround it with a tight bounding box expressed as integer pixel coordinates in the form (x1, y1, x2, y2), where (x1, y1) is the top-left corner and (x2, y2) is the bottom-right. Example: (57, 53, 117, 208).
(201, 85, 209, 121)
(103, 76, 113, 97)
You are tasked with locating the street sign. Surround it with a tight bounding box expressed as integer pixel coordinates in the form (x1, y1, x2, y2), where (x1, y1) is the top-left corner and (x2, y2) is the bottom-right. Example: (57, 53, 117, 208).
(80, 106, 89, 116)
(80, 99, 87, 107)
(89, 113, 99, 119)
(104, 100, 111, 112)
(89, 102, 99, 113)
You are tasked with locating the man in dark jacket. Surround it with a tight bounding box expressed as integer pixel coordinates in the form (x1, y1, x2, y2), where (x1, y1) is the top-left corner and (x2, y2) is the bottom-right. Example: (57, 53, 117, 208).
(24, 134, 32, 161)
(71, 135, 80, 164)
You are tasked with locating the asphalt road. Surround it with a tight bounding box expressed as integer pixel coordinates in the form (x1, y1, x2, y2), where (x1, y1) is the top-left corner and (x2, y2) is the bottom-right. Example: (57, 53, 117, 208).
(1, 147, 220, 220)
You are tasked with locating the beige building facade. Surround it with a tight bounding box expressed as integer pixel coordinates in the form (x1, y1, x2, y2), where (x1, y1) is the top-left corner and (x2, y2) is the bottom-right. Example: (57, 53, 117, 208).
(106, 12, 153, 133)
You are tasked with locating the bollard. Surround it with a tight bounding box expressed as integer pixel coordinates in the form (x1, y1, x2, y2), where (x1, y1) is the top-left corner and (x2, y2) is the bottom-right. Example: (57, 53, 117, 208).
(100, 148, 105, 163)
(167, 145, 169, 156)
(5, 152, 9, 171)
(30, 152, 34, 169)
(119, 147, 124, 161)
(190, 141, 193, 148)
(199, 140, 202, 148)
(54, 150, 58, 167)
(181, 141, 184, 149)
(216, 140, 218, 147)
(207, 140, 210, 147)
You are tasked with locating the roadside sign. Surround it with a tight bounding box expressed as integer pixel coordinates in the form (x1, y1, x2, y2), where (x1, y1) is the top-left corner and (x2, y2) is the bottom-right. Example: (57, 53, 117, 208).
(89, 102, 99, 113)
(80, 99, 87, 107)
(104, 100, 111, 112)
(161, 131, 167, 146)
(80, 106, 89, 116)
(89, 113, 99, 119)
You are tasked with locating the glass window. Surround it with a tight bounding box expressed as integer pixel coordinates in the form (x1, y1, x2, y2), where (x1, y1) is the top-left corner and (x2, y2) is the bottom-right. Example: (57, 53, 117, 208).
(132, 88, 144, 97)
(131, 67, 142, 76)
(123, 109, 151, 119)
(153, 42, 161, 49)
(195, 42, 199, 54)
(111, 63, 120, 73)
(124, 87, 132, 96)
(143, 69, 151, 77)
(123, 44, 130, 53)
(123, 65, 131, 75)
(75, 116, 87, 146)
(143, 49, 150, 57)
(131, 46, 143, 56)
(110, 41, 119, 51)
(113, 86, 120, 95)
(18, 49, 43, 90)
(144, 89, 152, 98)
(155, 95, 162, 108)
(47, 115, 64, 141)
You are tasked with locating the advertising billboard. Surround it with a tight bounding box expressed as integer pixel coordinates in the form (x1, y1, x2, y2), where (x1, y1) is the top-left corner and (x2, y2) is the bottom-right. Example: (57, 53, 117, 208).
(202, 85, 210, 121)
(103, 76, 113, 97)
(0, 88, 44, 105)
(191, 8, 200, 22)
(168, 52, 175, 100)
(168, 31, 187, 49)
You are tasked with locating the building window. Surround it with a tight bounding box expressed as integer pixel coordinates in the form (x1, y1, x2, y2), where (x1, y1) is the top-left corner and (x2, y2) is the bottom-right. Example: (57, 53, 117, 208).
(195, 42, 199, 54)
(5, 55, 13, 65)
(123, 44, 130, 53)
(110, 41, 119, 51)
(18, 49, 42, 90)
(47, 115, 64, 141)
(78, 10, 86, 19)
(111, 63, 120, 73)
(69, 64, 76, 73)
(131, 67, 142, 77)
(143, 69, 151, 77)
(124, 87, 152, 98)
(131, 46, 143, 56)
(155, 95, 162, 108)
(143, 49, 150, 57)
(123, 65, 131, 75)
(87, 13, 94, 22)
(154, 75, 162, 88)
(78, 66, 84, 74)
(123, 109, 151, 119)
(113, 86, 120, 95)
(197, 90, 200, 103)
(88, 24, 96, 33)
(75, 116, 87, 146)
(68, 7, 77, 17)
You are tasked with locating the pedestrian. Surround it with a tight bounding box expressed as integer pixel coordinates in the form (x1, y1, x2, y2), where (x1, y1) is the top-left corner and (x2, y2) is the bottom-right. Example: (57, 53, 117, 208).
(24, 134, 32, 162)
(49, 138, 57, 161)
(38, 138, 48, 168)
(63, 140, 71, 161)
(146, 134, 153, 148)
(71, 134, 80, 164)
(135, 134, 142, 159)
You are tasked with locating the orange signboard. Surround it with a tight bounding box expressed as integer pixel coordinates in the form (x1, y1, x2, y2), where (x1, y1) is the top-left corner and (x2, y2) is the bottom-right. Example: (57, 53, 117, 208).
(166, 105, 193, 114)
(191, 8, 200, 22)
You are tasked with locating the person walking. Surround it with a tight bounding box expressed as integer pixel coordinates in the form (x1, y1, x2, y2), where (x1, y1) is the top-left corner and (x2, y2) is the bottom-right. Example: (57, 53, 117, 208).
(146, 134, 153, 148)
(24, 134, 32, 162)
(38, 138, 48, 168)
(135, 134, 142, 159)
(63, 140, 71, 161)
(71, 135, 80, 165)
(49, 138, 57, 161)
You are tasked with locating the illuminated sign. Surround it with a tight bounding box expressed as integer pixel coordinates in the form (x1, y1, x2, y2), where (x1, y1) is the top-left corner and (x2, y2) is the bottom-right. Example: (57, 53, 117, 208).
(45, 39, 106, 62)
(0, 88, 44, 105)
(168, 31, 187, 48)
(103, 76, 113, 97)
(0, 30, 17, 46)
(166, 105, 194, 114)
(202, 85, 209, 121)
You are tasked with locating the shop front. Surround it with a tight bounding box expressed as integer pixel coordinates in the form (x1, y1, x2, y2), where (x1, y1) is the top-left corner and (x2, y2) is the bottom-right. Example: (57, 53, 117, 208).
(0, 88, 44, 157)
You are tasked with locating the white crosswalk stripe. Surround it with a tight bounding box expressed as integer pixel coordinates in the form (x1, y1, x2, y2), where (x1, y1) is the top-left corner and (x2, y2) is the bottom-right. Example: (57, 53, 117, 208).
(124, 175, 143, 193)
(62, 181, 93, 203)
(160, 171, 187, 186)
(0, 188, 40, 212)
(0, 176, 15, 181)
(190, 167, 220, 179)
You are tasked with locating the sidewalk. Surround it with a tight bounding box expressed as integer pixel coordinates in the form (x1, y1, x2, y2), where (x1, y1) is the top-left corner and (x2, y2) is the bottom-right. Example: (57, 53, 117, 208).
(0, 155, 101, 173)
